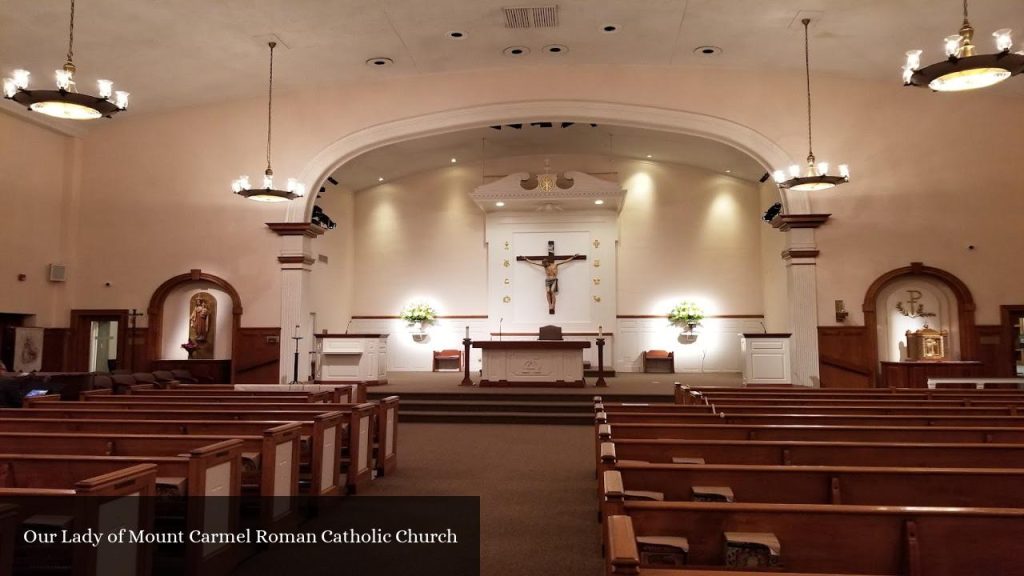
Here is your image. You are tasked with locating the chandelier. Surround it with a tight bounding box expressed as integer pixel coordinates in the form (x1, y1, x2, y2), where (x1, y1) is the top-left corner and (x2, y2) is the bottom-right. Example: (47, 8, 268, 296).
(232, 42, 305, 202)
(772, 19, 849, 192)
(3, 0, 128, 120)
(903, 0, 1024, 92)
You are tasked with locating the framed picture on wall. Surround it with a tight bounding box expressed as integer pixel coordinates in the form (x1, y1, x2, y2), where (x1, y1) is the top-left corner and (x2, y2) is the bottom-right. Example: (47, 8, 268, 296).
(13, 327, 44, 372)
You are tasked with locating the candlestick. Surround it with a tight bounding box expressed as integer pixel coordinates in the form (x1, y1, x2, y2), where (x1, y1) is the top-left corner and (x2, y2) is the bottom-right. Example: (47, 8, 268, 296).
(465, 325, 470, 338)
(598, 325, 603, 337)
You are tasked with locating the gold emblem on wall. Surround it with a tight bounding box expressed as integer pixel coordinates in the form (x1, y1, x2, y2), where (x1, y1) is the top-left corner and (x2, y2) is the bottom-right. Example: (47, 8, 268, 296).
(503, 259, 510, 268)
(504, 278, 511, 285)
(188, 292, 216, 360)
(593, 259, 601, 268)
(593, 239, 600, 248)
(502, 296, 511, 303)
(593, 296, 602, 303)
(593, 278, 601, 285)
(895, 290, 936, 318)
(504, 241, 510, 251)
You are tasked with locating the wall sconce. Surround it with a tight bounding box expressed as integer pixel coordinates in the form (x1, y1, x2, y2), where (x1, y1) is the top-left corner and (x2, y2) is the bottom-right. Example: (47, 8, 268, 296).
(835, 300, 849, 322)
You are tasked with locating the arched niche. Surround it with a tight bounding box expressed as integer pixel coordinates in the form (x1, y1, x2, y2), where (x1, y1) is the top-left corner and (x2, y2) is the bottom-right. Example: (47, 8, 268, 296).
(147, 270, 243, 382)
(862, 262, 977, 385)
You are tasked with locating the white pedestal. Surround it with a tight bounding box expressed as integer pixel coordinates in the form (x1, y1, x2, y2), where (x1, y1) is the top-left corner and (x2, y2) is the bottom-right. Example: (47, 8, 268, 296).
(741, 334, 792, 385)
(316, 334, 389, 385)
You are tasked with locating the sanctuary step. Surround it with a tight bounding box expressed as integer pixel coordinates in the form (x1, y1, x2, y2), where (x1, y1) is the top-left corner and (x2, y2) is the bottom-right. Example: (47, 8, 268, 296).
(367, 391, 668, 425)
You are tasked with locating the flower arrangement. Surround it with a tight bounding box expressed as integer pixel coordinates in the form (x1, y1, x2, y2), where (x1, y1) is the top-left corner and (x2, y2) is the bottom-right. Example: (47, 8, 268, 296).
(181, 340, 199, 359)
(668, 301, 705, 330)
(399, 302, 437, 326)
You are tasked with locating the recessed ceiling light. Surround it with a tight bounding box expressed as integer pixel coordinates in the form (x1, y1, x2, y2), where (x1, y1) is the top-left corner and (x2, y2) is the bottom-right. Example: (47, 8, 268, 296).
(693, 46, 722, 56)
(503, 46, 530, 56)
(602, 24, 619, 33)
(378, 177, 384, 182)
(446, 31, 466, 40)
(594, 199, 605, 205)
(495, 201, 505, 207)
(646, 154, 653, 159)
(366, 57, 394, 67)
(450, 158, 457, 163)
(544, 44, 568, 55)
(725, 169, 732, 173)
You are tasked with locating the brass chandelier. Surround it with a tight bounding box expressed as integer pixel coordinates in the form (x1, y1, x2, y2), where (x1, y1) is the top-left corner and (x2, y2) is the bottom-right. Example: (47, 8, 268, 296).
(772, 19, 849, 192)
(3, 0, 129, 120)
(233, 42, 305, 202)
(903, 0, 1024, 92)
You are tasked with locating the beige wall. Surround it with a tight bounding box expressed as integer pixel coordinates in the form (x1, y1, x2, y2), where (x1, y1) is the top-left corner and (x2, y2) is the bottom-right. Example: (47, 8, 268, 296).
(759, 182, 789, 332)
(0, 112, 76, 326)
(337, 153, 764, 324)
(3, 63, 1022, 331)
(308, 186, 356, 331)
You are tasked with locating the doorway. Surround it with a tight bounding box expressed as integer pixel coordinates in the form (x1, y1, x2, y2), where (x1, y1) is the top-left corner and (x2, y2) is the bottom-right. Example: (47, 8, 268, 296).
(70, 310, 129, 372)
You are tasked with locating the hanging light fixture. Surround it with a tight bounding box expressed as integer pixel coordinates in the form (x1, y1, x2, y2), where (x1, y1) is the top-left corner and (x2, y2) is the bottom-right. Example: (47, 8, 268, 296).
(772, 19, 850, 192)
(903, 0, 1024, 92)
(3, 0, 128, 120)
(233, 42, 305, 203)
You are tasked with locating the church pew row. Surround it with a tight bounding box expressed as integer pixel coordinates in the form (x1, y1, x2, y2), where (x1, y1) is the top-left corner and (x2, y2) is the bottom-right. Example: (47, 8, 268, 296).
(3, 440, 245, 569)
(0, 427, 307, 496)
(671, 393, 1024, 406)
(596, 410, 1024, 427)
(156, 382, 366, 403)
(593, 402, 1022, 416)
(78, 392, 331, 404)
(0, 460, 157, 576)
(22, 397, 400, 478)
(0, 406, 374, 493)
(602, 463, 1024, 513)
(609, 502, 1024, 576)
(600, 439, 1024, 470)
(673, 386, 1024, 403)
(132, 385, 353, 403)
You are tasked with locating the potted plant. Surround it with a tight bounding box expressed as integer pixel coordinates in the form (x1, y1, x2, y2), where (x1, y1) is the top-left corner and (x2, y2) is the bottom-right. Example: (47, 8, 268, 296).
(669, 301, 705, 334)
(399, 302, 437, 339)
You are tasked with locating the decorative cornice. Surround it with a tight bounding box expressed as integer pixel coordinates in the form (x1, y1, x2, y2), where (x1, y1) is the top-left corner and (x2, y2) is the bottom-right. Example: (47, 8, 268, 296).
(771, 213, 831, 231)
(266, 222, 325, 238)
(781, 249, 820, 260)
(278, 255, 316, 265)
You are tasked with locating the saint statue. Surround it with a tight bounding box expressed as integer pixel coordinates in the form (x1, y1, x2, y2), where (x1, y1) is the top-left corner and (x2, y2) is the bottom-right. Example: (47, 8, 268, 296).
(190, 297, 212, 343)
(521, 254, 581, 314)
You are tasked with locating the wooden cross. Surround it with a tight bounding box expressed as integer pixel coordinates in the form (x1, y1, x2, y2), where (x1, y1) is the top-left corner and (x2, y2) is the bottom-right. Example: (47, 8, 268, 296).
(516, 241, 586, 314)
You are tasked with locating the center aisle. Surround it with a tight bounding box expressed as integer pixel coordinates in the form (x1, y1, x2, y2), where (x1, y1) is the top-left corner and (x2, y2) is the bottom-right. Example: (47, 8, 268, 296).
(361, 423, 603, 576)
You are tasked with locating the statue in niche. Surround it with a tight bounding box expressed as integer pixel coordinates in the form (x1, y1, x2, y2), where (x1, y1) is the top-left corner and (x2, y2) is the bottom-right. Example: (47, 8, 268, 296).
(188, 293, 216, 359)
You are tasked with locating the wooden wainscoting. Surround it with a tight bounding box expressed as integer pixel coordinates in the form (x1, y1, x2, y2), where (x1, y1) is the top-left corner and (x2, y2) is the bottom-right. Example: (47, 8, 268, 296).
(818, 326, 874, 388)
(977, 324, 1006, 377)
(41, 328, 70, 371)
(235, 327, 281, 383)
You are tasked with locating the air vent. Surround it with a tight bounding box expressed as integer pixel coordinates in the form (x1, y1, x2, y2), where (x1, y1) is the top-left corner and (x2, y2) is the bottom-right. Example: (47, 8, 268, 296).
(503, 5, 559, 29)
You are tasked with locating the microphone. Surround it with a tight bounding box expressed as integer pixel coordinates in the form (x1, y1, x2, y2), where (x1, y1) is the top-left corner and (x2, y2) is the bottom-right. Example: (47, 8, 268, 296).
(759, 321, 767, 334)
(499, 318, 504, 341)
(345, 320, 353, 334)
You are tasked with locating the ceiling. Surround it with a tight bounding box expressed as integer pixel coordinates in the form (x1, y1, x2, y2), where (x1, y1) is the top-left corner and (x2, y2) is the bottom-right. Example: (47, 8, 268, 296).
(328, 123, 766, 191)
(2, 0, 1023, 117)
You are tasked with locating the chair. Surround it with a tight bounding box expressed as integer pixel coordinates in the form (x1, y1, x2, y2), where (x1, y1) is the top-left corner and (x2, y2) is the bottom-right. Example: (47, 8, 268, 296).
(642, 350, 675, 373)
(433, 350, 462, 372)
(538, 325, 563, 341)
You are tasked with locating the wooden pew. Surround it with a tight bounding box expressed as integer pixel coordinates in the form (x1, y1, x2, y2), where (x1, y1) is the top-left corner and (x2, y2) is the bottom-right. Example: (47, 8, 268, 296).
(25, 397, 399, 477)
(80, 393, 330, 404)
(1, 406, 373, 493)
(674, 385, 1024, 403)
(599, 422, 1024, 443)
(0, 458, 157, 576)
(602, 463, 1024, 512)
(156, 383, 365, 403)
(614, 501, 1024, 575)
(596, 410, 1024, 427)
(604, 514, 891, 576)
(600, 438, 1024, 470)
(594, 402, 1021, 416)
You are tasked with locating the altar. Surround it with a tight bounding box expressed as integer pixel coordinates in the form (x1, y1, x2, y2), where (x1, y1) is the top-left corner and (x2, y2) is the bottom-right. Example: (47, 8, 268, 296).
(473, 341, 591, 387)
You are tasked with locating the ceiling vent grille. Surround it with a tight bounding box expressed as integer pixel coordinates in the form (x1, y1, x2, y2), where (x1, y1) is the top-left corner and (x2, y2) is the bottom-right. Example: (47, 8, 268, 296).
(503, 6, 559, 29)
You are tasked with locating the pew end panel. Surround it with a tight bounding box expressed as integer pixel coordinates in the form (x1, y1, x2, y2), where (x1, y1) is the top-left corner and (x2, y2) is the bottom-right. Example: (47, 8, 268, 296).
(375, 396, 400, 476)
(343, 403, 377, 494)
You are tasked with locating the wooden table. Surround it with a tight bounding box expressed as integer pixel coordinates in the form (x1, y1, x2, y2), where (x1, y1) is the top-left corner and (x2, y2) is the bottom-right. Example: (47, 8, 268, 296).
(473, 340, 591, 387)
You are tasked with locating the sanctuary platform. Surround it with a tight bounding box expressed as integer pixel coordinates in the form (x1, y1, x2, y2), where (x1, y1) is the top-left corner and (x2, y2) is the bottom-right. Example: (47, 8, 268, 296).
(366, 371, 742, 425)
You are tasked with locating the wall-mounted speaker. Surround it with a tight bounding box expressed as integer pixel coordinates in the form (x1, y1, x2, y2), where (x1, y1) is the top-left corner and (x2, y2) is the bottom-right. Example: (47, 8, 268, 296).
(48, 264, 67, 282)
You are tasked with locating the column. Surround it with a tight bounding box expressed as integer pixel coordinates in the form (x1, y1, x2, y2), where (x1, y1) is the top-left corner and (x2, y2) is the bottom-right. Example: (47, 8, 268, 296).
(268, 223, 323, 384)
(773, 214, 830, 387)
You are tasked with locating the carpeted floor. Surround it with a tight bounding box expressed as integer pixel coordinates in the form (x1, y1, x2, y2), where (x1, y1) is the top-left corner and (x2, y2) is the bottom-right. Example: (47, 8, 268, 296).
(360, 423, 603, 576)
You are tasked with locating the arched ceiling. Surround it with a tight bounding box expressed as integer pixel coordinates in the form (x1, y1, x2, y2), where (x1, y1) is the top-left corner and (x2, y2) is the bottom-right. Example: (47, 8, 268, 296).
(328, 123, 767, 192)
(2, 0, 1022, 116)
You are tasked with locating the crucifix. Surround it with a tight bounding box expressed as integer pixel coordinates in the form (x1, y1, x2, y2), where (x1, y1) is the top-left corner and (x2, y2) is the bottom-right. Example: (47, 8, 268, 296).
(516, 241, 586, 314)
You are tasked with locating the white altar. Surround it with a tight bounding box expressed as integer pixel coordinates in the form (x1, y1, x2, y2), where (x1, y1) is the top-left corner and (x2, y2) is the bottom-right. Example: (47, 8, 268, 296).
(315, 333, 389, 385)
(473, 340, 591, 387)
